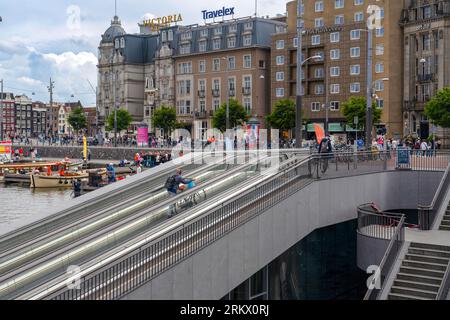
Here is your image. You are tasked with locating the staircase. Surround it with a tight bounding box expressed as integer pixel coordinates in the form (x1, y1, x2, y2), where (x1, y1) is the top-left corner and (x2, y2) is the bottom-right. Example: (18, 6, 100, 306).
(439, 201, 450, 231)
(388, 242, 450, 300)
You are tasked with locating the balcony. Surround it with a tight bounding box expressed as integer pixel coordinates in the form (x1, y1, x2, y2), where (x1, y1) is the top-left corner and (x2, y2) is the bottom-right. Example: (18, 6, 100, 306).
(195, 111, 207, 119)
(212, 89, 220, 97)
(242, 87, 252, 96)
(198, 90, 206, 98)
(417, 73, 435, 82)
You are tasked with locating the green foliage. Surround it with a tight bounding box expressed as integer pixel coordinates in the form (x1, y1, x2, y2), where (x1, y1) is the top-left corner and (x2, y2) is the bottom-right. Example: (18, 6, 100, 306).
(67, 107, 87, 133)
(151, 105, 177, 135)
(106, 109, 133, 132)
(425, 87, 450, 128)
(265, 99, 296, 130)
(342, 96, 382, 128)
(212, 99, 249, 132)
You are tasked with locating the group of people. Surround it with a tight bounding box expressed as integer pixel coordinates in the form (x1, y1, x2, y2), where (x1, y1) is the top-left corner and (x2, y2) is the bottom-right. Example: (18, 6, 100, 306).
(130, 151, 172, 168)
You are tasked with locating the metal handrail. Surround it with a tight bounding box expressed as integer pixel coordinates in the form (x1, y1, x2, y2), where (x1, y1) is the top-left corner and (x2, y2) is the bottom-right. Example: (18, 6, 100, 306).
(418, 163, 450, 230)
(357, 204, 404, 240)
(436, 260, 450, 300)
(363, 210, 406, 300)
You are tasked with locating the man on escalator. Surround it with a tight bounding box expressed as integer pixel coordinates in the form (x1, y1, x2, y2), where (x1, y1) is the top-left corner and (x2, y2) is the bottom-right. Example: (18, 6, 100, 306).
(165, 168, 195, 218)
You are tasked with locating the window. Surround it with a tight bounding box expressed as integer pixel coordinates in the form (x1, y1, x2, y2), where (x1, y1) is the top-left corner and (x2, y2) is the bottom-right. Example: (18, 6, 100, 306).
(350, 47, 360, 58)
(199, 60, 206, 73)
(315, 68, 324, 78)
(199, 79, 206, 92)
(350, 30, 361, 40)
(244, 22, 253, 30)
(214, 26, 222, 35)
(315, 1, 324, 12)
(213, 58, 220, 72)
(330, 49, 340, 60)
(376, 44, 384, 55)
(375, 27, 384, 37)
(423, 34, 431, 51)
(374, 80, 384, 91)
(335, 0, 344, 9)
(311, 102, 321, 112)
(213, 99, 220, 111)
(179, 44, 191, 54)
(311, 35, 321, 45)
(199, 100, 206, 112)
(331, 84, 340, 94)
(276, 72, 285, 81)
(350, 65, 360, 75)
(376, 99, 384, 109)
(213, 79, 220, 91)
(178, 62, 192, 74)
(199, 40, 207, 52)
(244, 76, 252, 89)
(276, 55, 284, 66)
(335, 15, 344, 25)
(375, 62, 384, 73)
(330, 101, 340, 111)
(330, 32, 340, 43)
(181, 31, 192, 41)
(276, 40, 285, 49)
(315, 84, 324, 95)
(213, 39, 221, 50)
(350, 83, 360, 93)
(227, 37, 236, 48)
(354, 12, 364, 22)
(354, 0, 363, 5)
(244, 97, 252, 113)
(315, 18, 324, 28)
(200, 29, 208, 38)
(228, 56, 236, 70)
(168, 30, 173, 41)
(243, 35, 252, 46)
(276, 88, 284, 97)
(229, 24, 238, 33)
(293, 37, 298, 48)
(244, 55, 252, 68)
(330, 67, 340, 77)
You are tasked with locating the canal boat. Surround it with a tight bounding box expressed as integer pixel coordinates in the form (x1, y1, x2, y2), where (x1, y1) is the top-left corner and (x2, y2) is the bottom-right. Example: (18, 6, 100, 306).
(0, 162, 60, 184)
(30, 172, 90, 188)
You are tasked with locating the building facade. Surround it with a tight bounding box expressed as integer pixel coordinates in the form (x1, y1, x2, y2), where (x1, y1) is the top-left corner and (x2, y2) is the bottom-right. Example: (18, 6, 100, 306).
(1, 92, 16, 138)
(401, 0, 450, 146)
(32, 107, 47, 138)
(14, 95, 33, 137)
(98, 14, 285, 139)
(271, 0, 404, 140)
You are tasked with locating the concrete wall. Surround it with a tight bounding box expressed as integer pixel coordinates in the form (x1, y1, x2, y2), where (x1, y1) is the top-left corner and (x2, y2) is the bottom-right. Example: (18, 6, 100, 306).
(121, 170, 443, 300)
(357, 233, 390, 272)
(14, 145, 172, 161)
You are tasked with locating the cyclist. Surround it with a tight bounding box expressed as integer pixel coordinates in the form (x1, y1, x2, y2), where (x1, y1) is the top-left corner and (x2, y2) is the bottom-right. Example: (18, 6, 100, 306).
(318, 135, 333, 155)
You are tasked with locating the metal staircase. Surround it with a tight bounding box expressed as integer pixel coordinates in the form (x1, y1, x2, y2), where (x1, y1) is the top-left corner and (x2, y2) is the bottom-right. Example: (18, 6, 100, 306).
(388, 243, 450, 300)
(439, 201, 450, 231)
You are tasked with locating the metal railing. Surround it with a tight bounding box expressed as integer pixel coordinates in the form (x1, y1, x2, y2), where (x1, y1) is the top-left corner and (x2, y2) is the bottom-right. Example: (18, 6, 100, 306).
(396, 150, 450, 172)
(359, 204, 406, 300)
(418, 163, 450, 230)
(13, 150, 447, 300)
(436, 260, 450, 300)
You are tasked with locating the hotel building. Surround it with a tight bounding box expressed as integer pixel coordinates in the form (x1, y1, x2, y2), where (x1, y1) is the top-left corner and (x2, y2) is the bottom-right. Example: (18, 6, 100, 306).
(271, 0, 404, 140)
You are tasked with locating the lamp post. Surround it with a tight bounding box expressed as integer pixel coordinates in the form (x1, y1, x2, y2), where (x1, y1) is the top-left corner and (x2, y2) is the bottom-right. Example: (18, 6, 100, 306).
(222, 57, 230, 131)
(0, 79, 3, 141)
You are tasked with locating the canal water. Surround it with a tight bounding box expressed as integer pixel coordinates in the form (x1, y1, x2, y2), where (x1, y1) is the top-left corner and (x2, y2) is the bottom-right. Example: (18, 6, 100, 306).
(0, 184, 73, 235)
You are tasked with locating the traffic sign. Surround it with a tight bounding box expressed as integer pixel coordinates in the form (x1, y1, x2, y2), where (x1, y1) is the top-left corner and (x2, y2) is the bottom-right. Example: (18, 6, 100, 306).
(354, 116, 359, 125)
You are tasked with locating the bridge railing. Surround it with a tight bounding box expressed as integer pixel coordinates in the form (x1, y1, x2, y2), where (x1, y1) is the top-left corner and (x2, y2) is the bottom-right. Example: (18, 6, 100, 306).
(29, 151, 445, 300)
(359, 205, 406, 300)
(418, 163, 450, 230)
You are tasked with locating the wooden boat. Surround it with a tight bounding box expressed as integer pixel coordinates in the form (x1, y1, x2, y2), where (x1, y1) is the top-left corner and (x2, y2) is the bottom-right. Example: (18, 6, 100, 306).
(30, 172, 89, 188)
(0, 162, 58, 184)
(4, 172, 31, 184)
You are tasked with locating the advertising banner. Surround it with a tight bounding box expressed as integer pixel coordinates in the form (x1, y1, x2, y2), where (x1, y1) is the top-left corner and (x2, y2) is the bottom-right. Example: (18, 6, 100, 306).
(0, 140, 12, 162)
(137, 127, 149, 147)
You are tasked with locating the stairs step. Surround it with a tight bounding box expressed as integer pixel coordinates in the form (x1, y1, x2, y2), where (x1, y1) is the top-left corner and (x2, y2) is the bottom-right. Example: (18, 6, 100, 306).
(388, 293, 430, 300)
(399, 266, 445, 278)
(390, 286, 437, 299)
(408, 248, 450, 258)
(441, 220, 450, 226)
(393, 279, 440, 292)
(402, 260, 448, 271)
(410, 242, 450, 252)
(397, 273, 443, 285)
(439, 226, 450, 231)
(404, 254, 450, 265)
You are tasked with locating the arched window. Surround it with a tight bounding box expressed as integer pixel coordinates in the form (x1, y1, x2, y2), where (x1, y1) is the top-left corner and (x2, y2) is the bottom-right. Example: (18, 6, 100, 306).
(115, 39, 120, 49)
(120, 37, 125, 48)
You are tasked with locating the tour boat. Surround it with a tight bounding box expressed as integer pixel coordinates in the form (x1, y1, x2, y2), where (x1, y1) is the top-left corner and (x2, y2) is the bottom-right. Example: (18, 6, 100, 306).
(30, 172, 89, 188)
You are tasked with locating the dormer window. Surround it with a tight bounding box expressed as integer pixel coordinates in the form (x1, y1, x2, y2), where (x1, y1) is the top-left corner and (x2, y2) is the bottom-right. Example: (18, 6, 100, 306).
(120, 37, 125, 48)
(244, 22, 253, 30)
(115, 39, 120, 49)
(168, 30, 173, 41)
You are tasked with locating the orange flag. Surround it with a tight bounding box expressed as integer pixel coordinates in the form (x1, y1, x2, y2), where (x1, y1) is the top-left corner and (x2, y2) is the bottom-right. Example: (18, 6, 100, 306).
(314, 123, 325, 144)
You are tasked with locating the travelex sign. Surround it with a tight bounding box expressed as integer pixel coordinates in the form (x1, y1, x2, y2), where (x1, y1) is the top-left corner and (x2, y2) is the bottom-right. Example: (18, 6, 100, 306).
(202, 7, 235, 20)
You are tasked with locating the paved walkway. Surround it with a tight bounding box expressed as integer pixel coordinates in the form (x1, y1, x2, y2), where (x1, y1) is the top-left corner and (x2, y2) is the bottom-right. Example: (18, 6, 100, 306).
(406, 228, 450, 246)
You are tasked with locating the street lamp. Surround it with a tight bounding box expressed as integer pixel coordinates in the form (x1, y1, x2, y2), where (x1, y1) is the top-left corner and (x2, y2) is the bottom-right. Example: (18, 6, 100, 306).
(295, 54, 322, 148)
(221, 57, 230, 131)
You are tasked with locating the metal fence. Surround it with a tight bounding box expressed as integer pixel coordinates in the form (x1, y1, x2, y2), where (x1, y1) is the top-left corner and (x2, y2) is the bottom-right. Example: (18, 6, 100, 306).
(359, 205, 406, 300)
(18, 150, 449, 300)
(418, 163, 450, 230)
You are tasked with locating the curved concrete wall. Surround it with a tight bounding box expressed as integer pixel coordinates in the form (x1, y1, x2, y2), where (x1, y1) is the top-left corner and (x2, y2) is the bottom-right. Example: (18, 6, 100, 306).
(357, 232, 390, 272)
(121, 170, 444, 300)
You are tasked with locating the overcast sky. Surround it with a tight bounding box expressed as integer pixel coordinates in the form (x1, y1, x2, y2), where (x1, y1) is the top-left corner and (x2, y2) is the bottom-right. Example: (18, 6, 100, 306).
(0, 0, 288, 106)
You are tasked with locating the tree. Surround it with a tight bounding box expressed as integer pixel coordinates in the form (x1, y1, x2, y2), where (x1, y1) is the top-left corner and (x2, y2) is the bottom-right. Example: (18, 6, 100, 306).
(212, 99, 249, 132)
(151, 105, 177, 137)
(67, 107, 87, 134)
(106, 109, 133, 133)
(342, 96, 382, 129)
(265, 99, 296, 131)
(425, 87, 450, 129)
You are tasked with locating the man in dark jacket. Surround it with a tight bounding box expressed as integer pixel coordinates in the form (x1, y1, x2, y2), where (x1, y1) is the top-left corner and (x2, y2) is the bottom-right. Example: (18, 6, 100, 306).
(166, 169, 195, 218)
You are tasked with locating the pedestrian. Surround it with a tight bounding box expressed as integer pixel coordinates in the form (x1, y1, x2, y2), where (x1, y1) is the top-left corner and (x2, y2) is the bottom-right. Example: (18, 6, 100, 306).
(164, 168, 195, 218)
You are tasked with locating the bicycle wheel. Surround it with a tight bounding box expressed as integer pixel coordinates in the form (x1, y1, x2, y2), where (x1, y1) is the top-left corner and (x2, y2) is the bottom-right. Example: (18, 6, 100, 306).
(320, 158, 328, 173)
